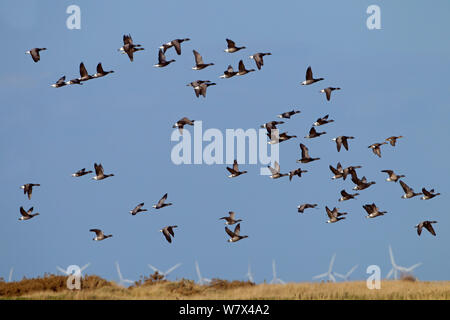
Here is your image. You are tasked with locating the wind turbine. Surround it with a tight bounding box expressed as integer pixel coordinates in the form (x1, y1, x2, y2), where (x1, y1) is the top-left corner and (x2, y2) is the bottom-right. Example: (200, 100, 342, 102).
(245, 261, 254, 283)
(386, 245, 422, 280)
(195, 261, 211, 285)
(115, 261, 134, 287)
(56, 263, 91, 276)
(8, 267, 13, 282)
(148, 263, 182, 279)
(313, 253, 337, 282)
(270, 260, 285, 284)
(334, 264, 358, 281)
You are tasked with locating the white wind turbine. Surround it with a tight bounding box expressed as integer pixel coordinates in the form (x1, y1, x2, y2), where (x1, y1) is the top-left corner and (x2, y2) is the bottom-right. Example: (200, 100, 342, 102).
(270, 260, 285, 284)
(195, 261, 211, 285)
(148, 263, 182, 279)
(386, 245, 422, 280)
(115, 261, 134, 287)
(313, 253, 337, 282)
(245, 262, 255, 283)
(334, 264, 358, 281)
(56, 263, 91, 276)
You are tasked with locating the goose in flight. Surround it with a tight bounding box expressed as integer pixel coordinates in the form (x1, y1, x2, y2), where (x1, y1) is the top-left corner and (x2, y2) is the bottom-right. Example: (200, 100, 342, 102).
(225, 223, 248, 242)
(267, 161, 288, 179)
(261, 121, 284, 134)
(173, 117, 195, 134)
(118, 34, 144, 62)
(297, 143, 320, 163)
(421, 188, 440, 200)
(92, 163, 114, 181)
(226, 160, 247, 178)
(368, 142, 387, 158)
(237, 60, 255, 76)
(304, 127, 326, 139)
(363, 203, 387, 219)
(297, 203, 318, 213)
(51, 76, 67, 88)
(26, 48, 47, 62)
(19, 206, 39, 221)
(21, 183, 40, 200)
(194, 82, 216, 98)
(220, 211, 242, 225)
(160, 225, 177, 243)
(314, 114, 334, 126)
(130, 203, 147, 215)
(249, 52, 271, 70)
(78, 62, 93, 81)
(320, 87, 341, 101)
(329, 162, 344, 180)
(333, 136, 354, 152)
(277, 110, 300, 119)
(153, 193, 172, 209)
(325, 206, 347, 223)
(381, 170, 405, 182)
(72, 168, 93, 177)
(386, 136, 403, 146)
(343, 165, 362, 181)
(289, 168, 308, 181)
(192, 50, 214, 70)
(400, 180, 422, 199)
(90, 229, 113, 241)
(267, 131, 297, 144)
(220, 65, 238, 78)
(160, 38, 190, 55)
(92, 63, 114, 78)
(154, 49, 176, 67)
(301, 66, 324, 85)
(351, 172, 376, 191)
(415, 221, 437, 236)
(224, 39, 246, 53)
(339, 190, 359, 202)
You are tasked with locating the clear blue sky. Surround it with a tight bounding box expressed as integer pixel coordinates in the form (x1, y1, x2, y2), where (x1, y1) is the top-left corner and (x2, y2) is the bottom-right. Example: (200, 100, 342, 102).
(1, 0, 449, 284)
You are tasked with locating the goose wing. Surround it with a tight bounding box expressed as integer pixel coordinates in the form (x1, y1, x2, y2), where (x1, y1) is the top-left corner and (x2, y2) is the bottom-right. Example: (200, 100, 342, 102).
(20, 206, 29, 217)
(300, 143, 309, 158)
(193, 50, 204, 65)
(226, 39, 236, 48)
(173, 40, 181, 55)
(162, 228, 172, 243)
(400, 180, 412, 194)
(424, 221, 437, 236)
(306, 66, 313, 80)
(79, 62, 89, 78)
(233, 160, 239, 172)
(90, 229, 103, 237)
(238, 60, 245, 72)
(157, 193, 168, 206)
(158, 49, 166, 64)
(225, 226, 236, 238)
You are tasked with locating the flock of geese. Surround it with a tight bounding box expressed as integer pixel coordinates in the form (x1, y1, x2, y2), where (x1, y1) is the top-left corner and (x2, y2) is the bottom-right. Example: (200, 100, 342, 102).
(21, 34, 441, 274)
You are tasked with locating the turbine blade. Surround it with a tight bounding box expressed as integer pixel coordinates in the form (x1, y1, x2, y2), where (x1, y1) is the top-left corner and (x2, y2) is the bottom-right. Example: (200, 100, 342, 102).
(312, 272, 328, 279)
(148, 264, 161, 274)
(329, 273, 336, 282)
(329, 253, 336, 273)
(386, 268, 394, 279)
(165, 263, 182, 275)
(56, 266, 69, 275)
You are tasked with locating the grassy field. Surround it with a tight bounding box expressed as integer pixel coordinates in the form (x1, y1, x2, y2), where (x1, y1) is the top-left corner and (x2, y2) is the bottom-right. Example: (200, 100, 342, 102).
(1, 273, 449, 300)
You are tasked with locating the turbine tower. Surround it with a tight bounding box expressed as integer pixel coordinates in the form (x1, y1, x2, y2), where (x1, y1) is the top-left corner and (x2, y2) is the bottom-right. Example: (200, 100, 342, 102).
(148, 263, 182, 279)
(313, 253, 337, 282)
(195, 261, 211, 285)
(115, 261, 134, 287)
(386, 245, 422, 280)
(270, 260, 285, 284)
(8, 267, 14, 282)
(334, 264, 358, 281)
(245, 262, 254, 283)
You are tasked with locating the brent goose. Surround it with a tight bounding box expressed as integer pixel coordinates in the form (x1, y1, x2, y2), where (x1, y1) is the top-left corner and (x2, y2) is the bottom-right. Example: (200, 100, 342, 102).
(66, 78, 83, 85)
(225, 223, 248, 242)
(363, 203, 387, 219)
(237, 60, 255, 76)
(130, 203, 147, 215)
(333, 136, 354, 152)
(187, 80, 212, 97)
(329, 162, 344, 180)
(304, 127, 326, 139)
(21, 183, 40, 200)
(415, 221, 437, 236)
(90, 229, 112, 241)
(386, 136, 403, 146)
(78, 62, 93, 81)
(297, 203, 318, 213)
(399, 180, 422, 199)
(297, 143, 320, 163)
(26, 48, 47, 63)
(153, 193, 172, 209)
(220, 211, 242, 225)
(421, 188, 440, 200)
(192, 50, 214, 70)
(325, 206, 347, 223)
(351, 172, 376, 191)
(92, 63, 114, 78)
(368, 142, 387, 158)
(289, 168, 308, 181)
(320, 87, 341, 101)
(173, 117, 195, 134)
(224, 39, 246, 53)
(154, 49, 176, 67)
(51, 76, 67, 88)
(261, 121, 284, 134)
(227, 160, 247, 178)
(301, 66, 324, 85)
(277, 110, 300, 119)
(339, 190, 359, 202)
(160, 225, 177, 243)
(72, 168, 93, 177)
(249, 52, 271, 70)
(19, 206, 39, 221)
(160, 38, 190, 55)
(118, 34, 144, 62)
(267, 131, 297, 144)
(267, 161, 288, 179)
(92, 163, 114, 180)
(313, 114, 334, 126)
(195, 82, 216, 98)
(343, 165, 362, 181)
(381, 170, 405, 182)
(220, 65, 238, 78)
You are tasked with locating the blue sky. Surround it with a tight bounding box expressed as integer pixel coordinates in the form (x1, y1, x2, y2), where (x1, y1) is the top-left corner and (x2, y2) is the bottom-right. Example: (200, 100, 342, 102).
(0, 0, 449, 285)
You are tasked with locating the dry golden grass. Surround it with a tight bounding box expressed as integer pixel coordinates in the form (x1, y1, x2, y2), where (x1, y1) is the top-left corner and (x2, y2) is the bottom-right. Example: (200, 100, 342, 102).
(1, 273, 449, 300)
